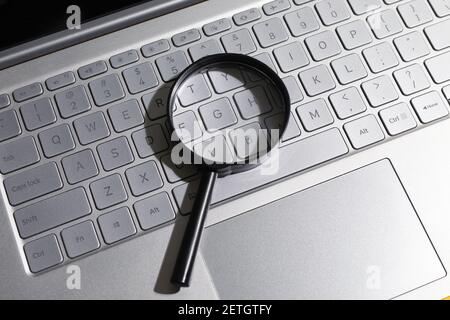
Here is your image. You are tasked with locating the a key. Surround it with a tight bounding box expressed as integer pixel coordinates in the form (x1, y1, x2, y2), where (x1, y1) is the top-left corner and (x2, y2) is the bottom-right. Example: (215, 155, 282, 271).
(55, 85, 91, 118)
(173, 180, 199, 215)
(13, 83, 43, 103)
(411, 91, 449, 123)
(46, 71, 76, 91)
(122, 63, 159, 94)
(0, 109, 21, 142)
(284, 7, 320, 37)
(429, 0, 450, 17)
(293, 0, 314, 3)
(0, 136, 39, 174)
(398, 0, 434, 28)
(173, 28, 201, 47)
(134, 192, 175, 230)
(234, 86, 273, 119)
(425, 51, 450, 83)
(4, 162, 63, 206)
(24, 234, 63, 273)
(363, 42, 399, 73)
(305, 30, 341, 61)
(142, 87, 171, 120)
(393, 64, 430, 95)
(367, 10, 403, 39)
(329, 87, 366, 119)
(253, 18, 289, 48)
(0, 94, 10, 109)
(141, 39, 170, 58)
(229, 122, 268, 159)
(171, 111, 203, 142)
(273, 42, 309, 72)
(155, 51, 190, 82)
(331, 53, 368, 85)
(361, 75, 399, 107)
(61, 221, 100, 258)
(282, 76, 304, 103)
(110, 49, 139, 69)
(221, 29, 257, 55)
(208, 67, 245, 93)
(252, 53, 278, 73)
(89, 74, 125, 106)
(189, 39, 223, 61)
(39, 124, 75, 157)
(299, 65, 336, 96)
(425, 19, 450, 51)
(315, 0, 351, 25)
(125, 160, 163, 197)
(233, 8, 261, 26)
(344, 115, 385, 149)
(132, 125, 169, 158)
(20, 98, 57, 131)
(199, 98, 238, 131)
(98, 207, 137, 244)
(336, 20, 373, 50)
(97, 136, 134, 171)
(178, 74, 211, 106)
(203, 18, 232, 36)
(62, 149, 99, 184)
(78, 60, 107, 80)
(379, 103, 417, 135)
(73, 111, 110, 145)
(194, 135, 234, 163)
(161, 154, 198, 183)
(265, 112, 301, 141)
(14, 188, 91, 239)
(108, 99, 144, 132)
(348, 0, 382, 15)
(263, 0, 291, 15)
(296, 98, 334, 131)
(394, 32, 430, 62)
(90, 174, 128, 210)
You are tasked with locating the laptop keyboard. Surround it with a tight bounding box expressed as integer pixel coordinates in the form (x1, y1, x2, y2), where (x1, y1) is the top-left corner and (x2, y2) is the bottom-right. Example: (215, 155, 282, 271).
(1, 0, 450, 274)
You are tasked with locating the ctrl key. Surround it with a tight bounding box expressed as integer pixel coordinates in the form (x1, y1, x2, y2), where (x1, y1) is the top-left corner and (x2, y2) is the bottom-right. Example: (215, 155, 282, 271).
(24, 234, 63, 273)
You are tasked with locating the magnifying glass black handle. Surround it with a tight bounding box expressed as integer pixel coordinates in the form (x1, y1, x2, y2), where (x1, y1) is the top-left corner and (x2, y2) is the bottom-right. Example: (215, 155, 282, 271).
(171, 170, 218, 287)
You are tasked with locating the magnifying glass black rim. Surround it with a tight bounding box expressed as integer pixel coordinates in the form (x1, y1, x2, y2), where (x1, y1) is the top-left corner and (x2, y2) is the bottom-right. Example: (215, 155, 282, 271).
(167, 53, 290, 176)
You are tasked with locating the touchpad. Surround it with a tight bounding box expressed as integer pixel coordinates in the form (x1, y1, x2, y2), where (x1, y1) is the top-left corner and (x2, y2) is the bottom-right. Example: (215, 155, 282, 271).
(202, 159, 445, 299)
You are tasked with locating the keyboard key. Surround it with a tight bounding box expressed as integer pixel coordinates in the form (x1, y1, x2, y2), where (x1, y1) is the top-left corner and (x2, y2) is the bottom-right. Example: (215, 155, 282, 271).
(132, 125, 169, 158)
(142, 87, 170, 120)
(61, 221, 100, 258)
(13, 83, 43, 102)
(234, 86, 273, 119)
(89, 74, 125, 106)
(189, 39, 223, 61)
(46, 71, 76, 91)
(265, 112, 301, 142)
(367, 10, 403, 39)
(74, 111, 110, 145)
(208, 67, 246, 93)
(178, 74, 211, 106)
(108, 99, 144, 133)
(122, 63, 159, 94)
(171, 111, 203, 142)
(263, 0, 291, 15)
(282, 76, 304, 103)
(305, 30, 341, 61)
(329, 87, 367, 119)
(172, 28, 201, 47)
(20, 98, 57, 131)
(429, 0, 450, 17)
(55, 85, 91, 118)
(161, 154, 198, 183)
(361, 75, 399, 107)
(0, 109, 21, 142)
(194, 134, 234, 163)
(331, 53, 368, 85)
(134, 192, 175, 230)
(155, 51, 190, 82)
(424, 19, 450, 51)
(229, 122, 268, 158)
(14, 188, 91, 239)
(348, 0, 382, 15)
(221, 29, 257, 55)
(203, 18, 232, 36)
(4, 162, 63, 206)
(284, 7, 320, 37)
(125, 160, 163, 197)
(0, 136, 39, 174)
(393, 64, 430, 96)
(394, 32, 430, 62)
(336, 20, 372, 50)
(379, 103, 417, 135)
(97, 136, 134, 171)
(233, 8, 261, 26)
(411, 91, 449, 123)
(141, 39, 170, 58)
(252, 53, 278, 73)
(296, 99, 334, 131)
(315, 0, 351, 25)
(24, 234, 63, 273)
(110, 50, 139, 69)
(425, 51, 450, 84)
(253, 18, 289, 48)
(199, 98, 238, 131)
(78, 60, 107, 80)
(39, 124, 75, 157)
(173, 180, 199, 215)
(273, 42, 309, 72)
(98, 207, 137, 244)
(62, 149, 99, 184)
(398, 0, 434, 28)
(90, 174, 128, 210)
(362, 42, 399, 73)
(0, 94, 11, 109)
(299, 65, 336, 96)
(344, 115, 384, 149)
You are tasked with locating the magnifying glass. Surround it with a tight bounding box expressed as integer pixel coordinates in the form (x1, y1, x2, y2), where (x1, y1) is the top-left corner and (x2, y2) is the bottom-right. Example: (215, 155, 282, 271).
(168, 53, 290, 287)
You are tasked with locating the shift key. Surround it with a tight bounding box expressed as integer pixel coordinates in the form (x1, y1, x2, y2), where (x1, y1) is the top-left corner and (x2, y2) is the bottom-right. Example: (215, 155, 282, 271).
(4, 162, 63, 206)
